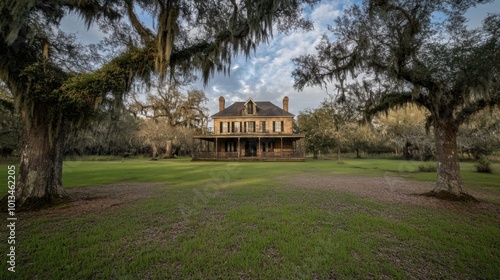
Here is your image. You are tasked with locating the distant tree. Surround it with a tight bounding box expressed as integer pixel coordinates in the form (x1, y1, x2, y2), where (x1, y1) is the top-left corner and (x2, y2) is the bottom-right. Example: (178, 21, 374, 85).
(341, 122, 375, 158)
(1, 0, 318, 210)
(134, 118, 170, 159)
(64, 109, 139, 156)
(374, 106, 434, 160)
(458, 108, 500, 159)
(293, 0, 500, 198)
(130, 82, 209, 158)
(297, 107, 337, 159)
(320, 95, 375, 161)
(131, 84, 209, 129)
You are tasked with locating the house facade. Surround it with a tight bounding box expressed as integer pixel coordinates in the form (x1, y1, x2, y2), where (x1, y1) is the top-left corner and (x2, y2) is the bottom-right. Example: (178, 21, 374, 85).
(192, 96, 305, 161)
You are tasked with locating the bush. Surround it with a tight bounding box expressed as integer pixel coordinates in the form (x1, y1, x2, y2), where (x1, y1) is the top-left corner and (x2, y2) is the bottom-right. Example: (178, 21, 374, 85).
(475, 157, 493, 173)
(418, 164, 437, 172)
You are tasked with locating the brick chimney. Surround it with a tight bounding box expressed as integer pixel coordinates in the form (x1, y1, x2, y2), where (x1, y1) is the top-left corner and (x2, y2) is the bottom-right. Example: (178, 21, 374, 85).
(283, 96, 289, 112)
(219, 96, 225, 112)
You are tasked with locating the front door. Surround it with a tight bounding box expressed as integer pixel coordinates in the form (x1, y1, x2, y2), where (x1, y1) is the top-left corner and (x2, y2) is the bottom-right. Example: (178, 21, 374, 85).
(244, 140, 257, 157)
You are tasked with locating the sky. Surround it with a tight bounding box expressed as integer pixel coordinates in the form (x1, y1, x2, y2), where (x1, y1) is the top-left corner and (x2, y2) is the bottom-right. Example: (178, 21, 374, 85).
(60, 0, 500, 119)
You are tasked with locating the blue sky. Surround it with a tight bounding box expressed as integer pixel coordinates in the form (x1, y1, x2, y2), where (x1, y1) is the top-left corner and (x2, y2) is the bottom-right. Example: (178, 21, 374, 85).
(60, 0, 500, 118)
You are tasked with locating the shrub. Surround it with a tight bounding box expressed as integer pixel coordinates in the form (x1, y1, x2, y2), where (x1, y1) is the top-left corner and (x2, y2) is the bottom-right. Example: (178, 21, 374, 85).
(475, 157, 493, 173)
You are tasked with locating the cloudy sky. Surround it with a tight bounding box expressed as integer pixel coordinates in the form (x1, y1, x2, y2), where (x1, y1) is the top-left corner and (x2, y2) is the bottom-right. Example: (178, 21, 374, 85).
(61, 0, 500, 118)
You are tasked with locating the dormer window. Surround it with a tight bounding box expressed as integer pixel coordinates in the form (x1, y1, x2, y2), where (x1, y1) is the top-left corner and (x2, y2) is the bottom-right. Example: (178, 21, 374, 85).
(244, 98, 257, 115)
(247, 102, 254, 114)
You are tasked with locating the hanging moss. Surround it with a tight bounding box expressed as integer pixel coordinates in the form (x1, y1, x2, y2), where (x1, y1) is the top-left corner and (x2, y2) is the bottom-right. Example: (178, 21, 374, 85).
(60, 46, 154, 124)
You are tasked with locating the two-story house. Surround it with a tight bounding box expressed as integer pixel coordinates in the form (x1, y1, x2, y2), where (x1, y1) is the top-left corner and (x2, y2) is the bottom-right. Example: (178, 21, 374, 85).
(192, 96, 305, 161)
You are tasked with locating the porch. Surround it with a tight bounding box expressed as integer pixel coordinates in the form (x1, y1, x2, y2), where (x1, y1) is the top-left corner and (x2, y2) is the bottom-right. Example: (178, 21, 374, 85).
(192, 134, 305, 162)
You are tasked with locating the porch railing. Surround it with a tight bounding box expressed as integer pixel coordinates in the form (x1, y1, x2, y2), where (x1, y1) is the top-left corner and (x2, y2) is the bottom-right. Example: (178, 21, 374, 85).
(193, 151, 304, 159)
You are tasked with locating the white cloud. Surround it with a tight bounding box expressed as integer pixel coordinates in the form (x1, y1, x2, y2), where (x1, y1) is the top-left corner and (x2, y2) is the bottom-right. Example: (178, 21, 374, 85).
(211, 86, 220, 93)
(199, 1, 351, 119)
(311, 2, 342, 27)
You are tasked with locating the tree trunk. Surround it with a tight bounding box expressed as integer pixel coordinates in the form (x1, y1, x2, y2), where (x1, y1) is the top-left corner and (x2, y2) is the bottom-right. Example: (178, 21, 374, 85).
(151, 144, 158, 159)
(164, 140, 172, 158)
(337, 146, 342, 163)
(14, 108, 69, 211)
(313, 150, 318, 159)
(432, 121, 465, 196)
(403, 141, 412, 160)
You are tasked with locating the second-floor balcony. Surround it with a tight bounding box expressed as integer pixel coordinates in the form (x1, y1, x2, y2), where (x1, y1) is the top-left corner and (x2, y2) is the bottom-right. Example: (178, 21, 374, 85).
(201, 127, 291, 135)
(200, 128, 294, 135)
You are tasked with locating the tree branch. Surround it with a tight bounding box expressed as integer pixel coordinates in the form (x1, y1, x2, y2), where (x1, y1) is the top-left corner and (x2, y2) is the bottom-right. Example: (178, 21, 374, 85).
(456, 97, 500, 125)
(125, 0, 154, 43)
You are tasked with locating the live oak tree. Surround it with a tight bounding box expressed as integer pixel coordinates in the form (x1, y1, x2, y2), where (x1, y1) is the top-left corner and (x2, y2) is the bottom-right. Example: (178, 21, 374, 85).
(0, 84, 20, 157)
(130, 83, 209, 130)
(293, 0, 500, 198)
(1, 0, 317, 210)
(131, 81, 209, 158)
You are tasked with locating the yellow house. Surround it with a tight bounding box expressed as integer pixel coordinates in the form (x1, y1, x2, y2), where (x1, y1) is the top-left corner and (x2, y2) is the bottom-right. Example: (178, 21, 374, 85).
(192, 96, 305, 161)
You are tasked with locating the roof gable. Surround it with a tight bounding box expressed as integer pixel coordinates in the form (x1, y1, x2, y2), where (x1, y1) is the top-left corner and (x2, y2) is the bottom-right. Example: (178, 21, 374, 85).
(212, 99, 294, 118)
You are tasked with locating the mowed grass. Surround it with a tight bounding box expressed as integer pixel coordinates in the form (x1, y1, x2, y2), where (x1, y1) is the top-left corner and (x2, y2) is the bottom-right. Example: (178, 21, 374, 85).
(0, 158, 499, 279)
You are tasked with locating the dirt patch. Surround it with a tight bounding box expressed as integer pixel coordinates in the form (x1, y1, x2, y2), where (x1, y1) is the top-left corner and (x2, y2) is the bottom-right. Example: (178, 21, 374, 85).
(281, 173, 500, 213)
(22, 182, 164, 217)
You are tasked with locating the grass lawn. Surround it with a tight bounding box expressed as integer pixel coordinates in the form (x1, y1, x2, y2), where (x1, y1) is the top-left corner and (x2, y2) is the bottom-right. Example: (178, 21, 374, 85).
(0, 158, 499, 279)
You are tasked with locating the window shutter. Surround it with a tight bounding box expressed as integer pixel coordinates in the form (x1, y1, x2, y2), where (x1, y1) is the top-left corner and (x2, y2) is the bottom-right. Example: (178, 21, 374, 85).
(273, 121, 275, 132)
(220, 122, 223, 133)
(281, 121, 284, 132)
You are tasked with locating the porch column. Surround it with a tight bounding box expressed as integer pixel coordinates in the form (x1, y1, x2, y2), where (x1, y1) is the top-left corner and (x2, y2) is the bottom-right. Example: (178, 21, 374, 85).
(258, 137, 261, 159)
(281, 137, 283, 158)
(302, 138, 306, 157)
(237, 137, 240, 160)
(199, 139, 202, 157)
(215, 138, 218, 159)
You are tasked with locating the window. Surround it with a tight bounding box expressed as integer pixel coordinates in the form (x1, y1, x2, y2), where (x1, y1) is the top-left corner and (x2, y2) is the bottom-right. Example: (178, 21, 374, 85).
(273, 121, 283, 132)
(245, 121, 255, 132)
(247, 102, 254, 114)
(260, 121, 266, 132)
(221, 122, 229, 133)
(232, 121, 241, 133)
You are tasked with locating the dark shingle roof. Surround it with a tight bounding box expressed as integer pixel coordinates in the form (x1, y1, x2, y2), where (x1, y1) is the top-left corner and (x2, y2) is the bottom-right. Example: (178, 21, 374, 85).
(212, 101, 294, 118)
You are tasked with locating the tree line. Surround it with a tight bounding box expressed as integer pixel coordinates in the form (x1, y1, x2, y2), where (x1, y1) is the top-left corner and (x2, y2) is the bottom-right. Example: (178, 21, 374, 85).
(0, 80, 208, 159)
(297, 97, 500, 161)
